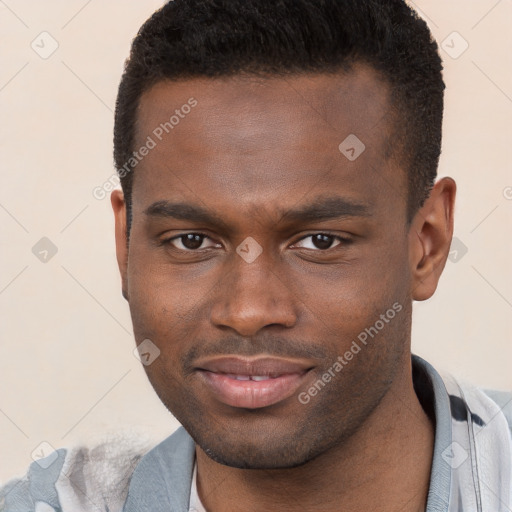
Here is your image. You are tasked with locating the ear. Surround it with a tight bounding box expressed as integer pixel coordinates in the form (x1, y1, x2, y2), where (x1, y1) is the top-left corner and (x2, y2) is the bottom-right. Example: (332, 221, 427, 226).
(408, 177, 457, 301)
(111, 189, 130, 301)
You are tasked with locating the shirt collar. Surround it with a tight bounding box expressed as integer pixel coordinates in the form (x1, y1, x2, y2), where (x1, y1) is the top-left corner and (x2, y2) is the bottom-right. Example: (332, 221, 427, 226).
(412, 354, 452, 511)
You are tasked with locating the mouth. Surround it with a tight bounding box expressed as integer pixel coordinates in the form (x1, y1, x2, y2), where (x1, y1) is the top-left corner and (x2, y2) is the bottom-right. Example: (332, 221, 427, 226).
(195, 356, 314, 409)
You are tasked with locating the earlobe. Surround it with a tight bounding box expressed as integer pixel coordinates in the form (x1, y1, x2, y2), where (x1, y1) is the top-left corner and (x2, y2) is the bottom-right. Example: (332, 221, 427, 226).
(111, 189, 130, 302)
(409, 177, 456, 301)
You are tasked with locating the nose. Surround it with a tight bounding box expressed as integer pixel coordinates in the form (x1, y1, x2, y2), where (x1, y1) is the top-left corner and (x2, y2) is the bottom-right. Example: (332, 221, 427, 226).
(210, 251, 298, 337)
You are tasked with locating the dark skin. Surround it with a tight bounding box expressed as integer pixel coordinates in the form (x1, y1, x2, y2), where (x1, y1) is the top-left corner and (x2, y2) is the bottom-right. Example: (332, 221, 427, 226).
(112, 63, 456, 511)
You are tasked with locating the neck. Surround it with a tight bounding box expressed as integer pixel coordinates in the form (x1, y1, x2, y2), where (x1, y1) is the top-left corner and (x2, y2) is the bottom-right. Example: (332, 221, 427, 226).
(195, 357, 434, 512)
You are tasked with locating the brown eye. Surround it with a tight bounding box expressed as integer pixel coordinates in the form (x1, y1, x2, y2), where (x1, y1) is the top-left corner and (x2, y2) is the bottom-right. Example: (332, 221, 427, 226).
(294, 233, 348, 251)
(165, 233, 220, 251)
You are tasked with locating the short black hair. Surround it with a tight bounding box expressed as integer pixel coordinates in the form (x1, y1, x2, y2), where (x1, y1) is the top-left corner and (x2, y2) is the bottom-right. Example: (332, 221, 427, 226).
(114, 0, 444, 237)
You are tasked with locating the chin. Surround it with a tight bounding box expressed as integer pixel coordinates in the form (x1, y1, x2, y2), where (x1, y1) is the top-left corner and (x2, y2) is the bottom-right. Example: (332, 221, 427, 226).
(198, 442, 317, 470)
(189, 419, 340, 470)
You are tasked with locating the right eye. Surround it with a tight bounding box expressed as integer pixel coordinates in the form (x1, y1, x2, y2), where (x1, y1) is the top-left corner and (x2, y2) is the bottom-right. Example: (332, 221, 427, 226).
(162, 233, 222, 251)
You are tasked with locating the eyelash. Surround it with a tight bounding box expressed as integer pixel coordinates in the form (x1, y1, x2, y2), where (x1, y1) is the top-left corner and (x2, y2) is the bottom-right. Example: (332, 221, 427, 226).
(160, 232, 352, 252)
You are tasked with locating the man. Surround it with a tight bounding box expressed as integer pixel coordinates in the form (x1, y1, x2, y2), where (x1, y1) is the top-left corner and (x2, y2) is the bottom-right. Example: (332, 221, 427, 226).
(1, 0, 511, 511)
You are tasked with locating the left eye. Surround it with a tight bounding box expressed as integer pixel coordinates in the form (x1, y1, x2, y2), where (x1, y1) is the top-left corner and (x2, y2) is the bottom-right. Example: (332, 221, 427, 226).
(293, 234, 348, 251)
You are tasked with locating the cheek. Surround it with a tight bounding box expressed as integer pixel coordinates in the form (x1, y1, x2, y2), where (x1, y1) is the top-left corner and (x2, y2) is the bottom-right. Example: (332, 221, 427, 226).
(127, 284, 204, 359)
(127, 242, 212, 334)
(290, 252, 408, 325)
(290, 259, 410, 371)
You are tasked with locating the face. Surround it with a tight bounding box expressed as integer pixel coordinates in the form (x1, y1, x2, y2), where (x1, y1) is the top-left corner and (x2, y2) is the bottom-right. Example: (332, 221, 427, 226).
(115, 65, 417, 469)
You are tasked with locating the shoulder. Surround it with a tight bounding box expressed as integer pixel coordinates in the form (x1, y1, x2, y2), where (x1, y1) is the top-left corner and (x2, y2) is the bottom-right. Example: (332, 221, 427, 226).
(122, 427, 196, 512)
(449, 376, 512, 436)
(0, 431, 155, 512)
(482, 388, 512, 434)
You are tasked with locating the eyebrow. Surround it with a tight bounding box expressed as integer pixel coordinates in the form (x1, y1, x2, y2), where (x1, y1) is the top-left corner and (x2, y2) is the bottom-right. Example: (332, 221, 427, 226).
(143, 196, 372, 229)
(278, 196, 372, 224)
(144, 201, 231, 231)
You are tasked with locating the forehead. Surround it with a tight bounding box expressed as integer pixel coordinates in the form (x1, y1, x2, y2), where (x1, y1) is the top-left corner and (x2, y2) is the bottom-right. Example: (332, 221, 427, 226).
(136, 64, 391, 143)
(132, 65, 405, 225)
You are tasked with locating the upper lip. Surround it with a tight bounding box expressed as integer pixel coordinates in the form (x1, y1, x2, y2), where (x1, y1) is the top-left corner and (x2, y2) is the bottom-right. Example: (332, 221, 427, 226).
(195, 356, 313, 376)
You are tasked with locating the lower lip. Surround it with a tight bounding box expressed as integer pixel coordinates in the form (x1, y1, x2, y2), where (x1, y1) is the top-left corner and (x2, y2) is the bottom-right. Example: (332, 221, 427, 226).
(198, 370, 309, 409)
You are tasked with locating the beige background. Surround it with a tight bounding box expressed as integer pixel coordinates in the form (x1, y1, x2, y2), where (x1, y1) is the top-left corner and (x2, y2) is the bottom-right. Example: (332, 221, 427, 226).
(0, 0, 511, 482)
